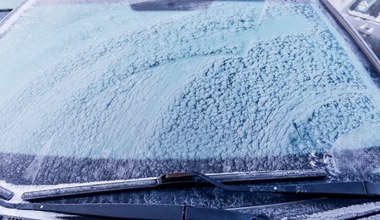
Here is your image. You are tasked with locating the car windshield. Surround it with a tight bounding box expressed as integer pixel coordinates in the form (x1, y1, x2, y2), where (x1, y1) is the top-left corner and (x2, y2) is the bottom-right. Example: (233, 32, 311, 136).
(0, 0, 380, 186)
(0, 0, 23, 9)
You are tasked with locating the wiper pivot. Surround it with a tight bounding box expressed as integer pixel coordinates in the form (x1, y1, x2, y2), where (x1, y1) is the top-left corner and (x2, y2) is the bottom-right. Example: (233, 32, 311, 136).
(160, 172, 251, 192)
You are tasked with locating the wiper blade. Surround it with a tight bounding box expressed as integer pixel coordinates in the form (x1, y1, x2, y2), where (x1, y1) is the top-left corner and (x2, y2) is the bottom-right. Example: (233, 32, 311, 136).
(21, 169, 326, 201)
(9, 169, 380, 201)
(23, 174, 380, 202)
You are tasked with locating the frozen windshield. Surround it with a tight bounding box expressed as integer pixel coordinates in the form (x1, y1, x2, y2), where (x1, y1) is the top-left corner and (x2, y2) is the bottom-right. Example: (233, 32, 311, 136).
(0, 11, 9, 20)
(0, 0, 380, 185)
(0, 0, 24, 9)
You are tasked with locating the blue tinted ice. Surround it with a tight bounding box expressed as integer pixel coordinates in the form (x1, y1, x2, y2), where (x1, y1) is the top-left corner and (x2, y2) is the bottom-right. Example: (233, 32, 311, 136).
(0, 0, 23, 9)
(0, 0, 380, 164)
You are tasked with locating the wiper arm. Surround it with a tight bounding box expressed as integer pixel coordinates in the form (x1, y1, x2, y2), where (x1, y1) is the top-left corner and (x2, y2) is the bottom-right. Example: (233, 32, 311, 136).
(21, 169, 326, 201)
(253, 181, 380, 197)
(168, 174, 380, 197)
(1, 202, 258, 220)
(164, 173, 380, 197)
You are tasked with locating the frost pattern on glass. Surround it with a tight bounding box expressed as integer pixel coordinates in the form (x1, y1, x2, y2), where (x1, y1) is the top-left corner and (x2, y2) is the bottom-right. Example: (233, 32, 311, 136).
(0, 1, 379, 176)
(147, 2, 380, 160)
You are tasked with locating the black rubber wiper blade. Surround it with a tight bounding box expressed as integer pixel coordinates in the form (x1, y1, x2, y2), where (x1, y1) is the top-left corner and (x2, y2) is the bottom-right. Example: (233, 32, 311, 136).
(21, 169, 326, 201)
(10, 202, 256, 220)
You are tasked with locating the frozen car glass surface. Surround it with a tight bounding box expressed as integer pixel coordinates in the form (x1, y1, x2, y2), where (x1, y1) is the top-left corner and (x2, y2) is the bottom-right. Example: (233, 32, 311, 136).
(0, 12, 8, 20)
(0, 0, 380, 184)
(0, 0, 24, 9)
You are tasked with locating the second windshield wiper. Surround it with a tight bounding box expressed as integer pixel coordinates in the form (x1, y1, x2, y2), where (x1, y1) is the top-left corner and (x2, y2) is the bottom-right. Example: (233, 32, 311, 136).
(21, 169, 326, 201)
(1, 202, 259, 220)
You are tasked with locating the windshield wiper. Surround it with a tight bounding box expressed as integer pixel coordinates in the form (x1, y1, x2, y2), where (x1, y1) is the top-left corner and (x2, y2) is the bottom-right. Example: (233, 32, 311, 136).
(1, 170, 380, 219)
(1, 202, 261, 220)
(160, 173, 380, 197)
(163, 173, 380, 197)
(21, 169, 326, 201)
(19, 170, 380, 202)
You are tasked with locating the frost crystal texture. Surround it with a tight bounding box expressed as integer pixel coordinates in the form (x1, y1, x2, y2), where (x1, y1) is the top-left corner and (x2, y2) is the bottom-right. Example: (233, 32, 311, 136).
(0, 1, 379, 170)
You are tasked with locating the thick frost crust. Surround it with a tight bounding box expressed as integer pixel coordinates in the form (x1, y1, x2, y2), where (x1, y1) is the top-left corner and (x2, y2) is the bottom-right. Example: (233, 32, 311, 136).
(0, 1, 379, 184)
